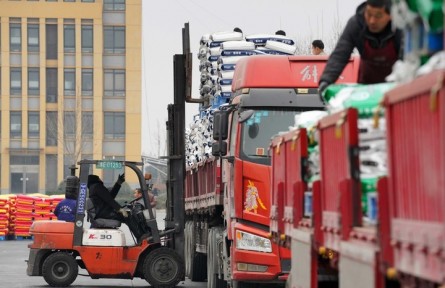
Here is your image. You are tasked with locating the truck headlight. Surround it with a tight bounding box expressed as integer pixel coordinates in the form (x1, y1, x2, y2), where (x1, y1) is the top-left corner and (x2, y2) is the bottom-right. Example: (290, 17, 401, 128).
(235, 230, 272, 253)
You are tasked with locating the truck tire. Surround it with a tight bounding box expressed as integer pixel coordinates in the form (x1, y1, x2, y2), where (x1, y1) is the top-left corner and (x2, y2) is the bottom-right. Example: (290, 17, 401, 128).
(143, 247, 185, 288)
(208, 227, 227, 288)
(185, 221, 192, 277)
(42, 252, 78, 287)
(185, 220, 207, 281)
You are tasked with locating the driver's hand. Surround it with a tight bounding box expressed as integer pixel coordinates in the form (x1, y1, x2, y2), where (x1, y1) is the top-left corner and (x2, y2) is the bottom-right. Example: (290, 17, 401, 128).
(118, 208, 128, 218)
(117, 173, 125, 185)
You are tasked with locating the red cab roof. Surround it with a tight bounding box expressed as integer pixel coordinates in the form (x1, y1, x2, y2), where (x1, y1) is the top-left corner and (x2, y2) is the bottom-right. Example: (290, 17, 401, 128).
(232, 55, 359, 91)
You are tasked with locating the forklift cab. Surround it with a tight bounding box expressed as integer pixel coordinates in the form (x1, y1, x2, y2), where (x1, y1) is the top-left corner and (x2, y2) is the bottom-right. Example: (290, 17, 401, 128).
(75, 159, 160, 246)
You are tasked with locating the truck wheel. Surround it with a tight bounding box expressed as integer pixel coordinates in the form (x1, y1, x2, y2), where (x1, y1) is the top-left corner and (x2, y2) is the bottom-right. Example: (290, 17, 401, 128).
(42, 252, 78, 287)
(185, 221, 192, 277)
(188, 221, 207, 281)
(208, 227, 227, 288)
(191, 252, 207, 281)
(143, 247, 185, 288)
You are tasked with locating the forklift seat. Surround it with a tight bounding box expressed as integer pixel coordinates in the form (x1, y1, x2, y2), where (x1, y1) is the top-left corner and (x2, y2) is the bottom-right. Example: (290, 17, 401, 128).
(86, 198, 121, 229)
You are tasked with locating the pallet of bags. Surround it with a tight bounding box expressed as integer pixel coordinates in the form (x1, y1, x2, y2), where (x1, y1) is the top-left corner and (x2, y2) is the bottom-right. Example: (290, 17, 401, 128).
(321, 82, 396, 224)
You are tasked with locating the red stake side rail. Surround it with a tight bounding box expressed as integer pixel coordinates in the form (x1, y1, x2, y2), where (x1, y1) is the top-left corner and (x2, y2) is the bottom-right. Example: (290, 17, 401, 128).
(270, 134, 286, 245)
(285, 129, 309, 242)
(270, 128, 309, 248)
(185, 158, 222, 213)
(315, 108, 361, 254)
(382, 69, 445, 285)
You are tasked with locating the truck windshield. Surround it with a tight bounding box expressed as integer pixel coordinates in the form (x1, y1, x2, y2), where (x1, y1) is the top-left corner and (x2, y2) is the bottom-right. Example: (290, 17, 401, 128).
(239, 109, 300, 165)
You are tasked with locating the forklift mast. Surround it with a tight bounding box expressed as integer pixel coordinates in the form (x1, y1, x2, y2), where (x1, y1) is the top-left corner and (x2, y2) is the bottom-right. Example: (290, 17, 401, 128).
(164, 23, 190, 261)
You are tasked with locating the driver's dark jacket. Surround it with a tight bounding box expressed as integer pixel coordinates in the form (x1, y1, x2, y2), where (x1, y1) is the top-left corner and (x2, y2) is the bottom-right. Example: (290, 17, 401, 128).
(87, 175, 122, 220)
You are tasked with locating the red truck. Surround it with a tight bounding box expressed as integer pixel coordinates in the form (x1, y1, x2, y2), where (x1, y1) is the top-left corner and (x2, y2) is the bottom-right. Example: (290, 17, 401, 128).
(279, 68, 445, 288)
(182, 50, 360, 288)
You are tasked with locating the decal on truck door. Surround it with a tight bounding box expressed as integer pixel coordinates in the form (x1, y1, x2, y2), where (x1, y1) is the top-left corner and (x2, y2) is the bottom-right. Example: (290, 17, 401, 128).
(244, 180, 266, 214)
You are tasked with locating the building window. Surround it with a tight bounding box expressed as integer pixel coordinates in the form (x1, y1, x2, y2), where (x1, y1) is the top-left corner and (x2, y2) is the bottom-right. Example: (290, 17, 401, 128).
(27, 23, 39, 52)
(64, 68, 76, 96)
(104, 0, 125, 11)
(104, 112, 125, 139)
(82, 0, 95, 2)
(104, 26, 125, 53)
(10, 112, 22, 138)
(10, 23, 21, 52)
(82, 112, 93, 137)
(28, 68, 40, 96)
(64, 23, 75, 53)
(104, 69, 125, 96)
(64, 111, 76, 137)
(10, 68, 22, 95)
(46, 24, 58, 59)
(81, 24, 93, 53)
(46, 68, 58, 103)
(81, 69, 93, 96)
(46, 111, 58, 146)
(28, 111, 40, 138)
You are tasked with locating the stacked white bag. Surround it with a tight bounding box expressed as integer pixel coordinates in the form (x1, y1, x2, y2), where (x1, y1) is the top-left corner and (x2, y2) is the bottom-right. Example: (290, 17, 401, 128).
(198, 30, 297, 109)
(185, 109, 215, 168)
(187, 29, 297, 169)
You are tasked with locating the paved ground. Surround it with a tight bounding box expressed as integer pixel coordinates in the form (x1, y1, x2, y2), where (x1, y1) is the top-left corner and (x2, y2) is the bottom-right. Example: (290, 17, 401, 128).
(0, 210, 207, 288)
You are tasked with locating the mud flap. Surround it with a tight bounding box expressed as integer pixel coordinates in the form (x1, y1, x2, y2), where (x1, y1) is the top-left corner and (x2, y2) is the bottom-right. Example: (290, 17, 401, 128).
(339, 241, 376, 288)
(27, 249, 42, 276)
(291, 229, 314, 288)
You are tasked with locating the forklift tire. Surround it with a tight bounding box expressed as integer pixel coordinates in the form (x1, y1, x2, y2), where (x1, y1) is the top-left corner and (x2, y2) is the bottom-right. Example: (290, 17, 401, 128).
(42, 252, 78, 287)
(143, 247, 185, 288)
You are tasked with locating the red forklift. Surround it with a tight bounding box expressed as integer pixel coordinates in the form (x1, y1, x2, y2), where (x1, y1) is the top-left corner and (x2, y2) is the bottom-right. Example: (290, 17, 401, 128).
(26, 159, 185, 287)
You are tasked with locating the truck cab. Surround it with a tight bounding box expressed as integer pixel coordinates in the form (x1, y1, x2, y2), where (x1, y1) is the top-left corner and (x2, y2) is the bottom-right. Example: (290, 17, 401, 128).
(212, 55, 359, 286)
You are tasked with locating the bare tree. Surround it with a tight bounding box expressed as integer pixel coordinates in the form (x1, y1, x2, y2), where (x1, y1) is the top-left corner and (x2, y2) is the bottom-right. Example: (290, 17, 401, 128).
(293, 3, 347, 55)
(46, 87, 93, 172)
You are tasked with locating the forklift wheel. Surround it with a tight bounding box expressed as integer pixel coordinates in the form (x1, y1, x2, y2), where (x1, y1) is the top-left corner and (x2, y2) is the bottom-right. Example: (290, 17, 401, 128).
(42, 252, 78, 287)
(143, 247, 185, 288)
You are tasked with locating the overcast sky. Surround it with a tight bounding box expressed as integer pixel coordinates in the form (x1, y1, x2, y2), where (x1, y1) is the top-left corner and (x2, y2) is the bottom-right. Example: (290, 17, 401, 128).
(141, 0, 363, 156)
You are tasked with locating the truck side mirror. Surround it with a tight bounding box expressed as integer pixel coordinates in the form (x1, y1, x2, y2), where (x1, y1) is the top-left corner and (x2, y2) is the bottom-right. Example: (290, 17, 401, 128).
(212, 141, 228, 156)
(213, 110, 229, 140)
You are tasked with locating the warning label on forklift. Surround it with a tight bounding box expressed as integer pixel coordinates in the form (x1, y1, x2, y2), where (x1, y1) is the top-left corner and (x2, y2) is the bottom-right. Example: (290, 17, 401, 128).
(77, 183, 87, 214)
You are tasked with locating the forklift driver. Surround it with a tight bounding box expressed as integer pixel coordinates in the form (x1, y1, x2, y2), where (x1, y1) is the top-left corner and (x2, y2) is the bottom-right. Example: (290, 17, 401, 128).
(87, 173, 128, 227)
(133, 188, 157, 218)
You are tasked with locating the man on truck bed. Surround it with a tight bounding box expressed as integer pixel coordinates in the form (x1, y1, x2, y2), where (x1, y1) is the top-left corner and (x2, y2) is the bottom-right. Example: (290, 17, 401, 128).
(319, 0, 403, 93)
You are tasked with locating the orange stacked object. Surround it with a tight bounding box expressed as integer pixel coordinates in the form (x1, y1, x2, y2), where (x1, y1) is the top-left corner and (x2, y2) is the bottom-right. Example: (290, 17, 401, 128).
(0, 197, 10, 239)
(3, 194, 65, 239)
(48, 195, 64, 220)
(33, 196, 55, 220)
(7, 195, 17, 237)
(14, 195, 37, 237)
